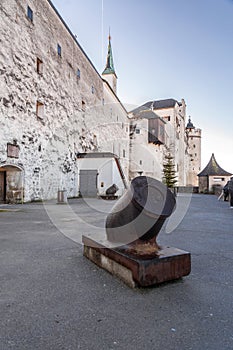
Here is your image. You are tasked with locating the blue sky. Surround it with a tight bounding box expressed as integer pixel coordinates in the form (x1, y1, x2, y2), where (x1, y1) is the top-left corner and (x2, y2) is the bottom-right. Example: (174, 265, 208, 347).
(52, 0, 233, 173)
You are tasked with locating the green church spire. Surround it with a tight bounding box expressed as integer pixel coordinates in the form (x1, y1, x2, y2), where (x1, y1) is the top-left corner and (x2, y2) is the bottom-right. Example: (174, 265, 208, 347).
(102, 33, 116, 76)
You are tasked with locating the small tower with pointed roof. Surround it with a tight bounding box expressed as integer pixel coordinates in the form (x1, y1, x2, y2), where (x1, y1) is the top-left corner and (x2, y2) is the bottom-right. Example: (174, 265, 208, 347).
(186, 117, 194, 130)
(198, 153, 232, 193)
(102, 32, 118, 94)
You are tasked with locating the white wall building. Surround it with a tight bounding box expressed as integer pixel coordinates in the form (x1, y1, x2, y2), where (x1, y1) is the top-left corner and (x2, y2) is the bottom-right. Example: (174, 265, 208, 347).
(198, 153, 232, 193)
(0, 0, 129, 202)
(129, 110, 165, 180)
(0, 0, 202, 203)
(129, 99, 201, 187)
(77, 153, 127, 197)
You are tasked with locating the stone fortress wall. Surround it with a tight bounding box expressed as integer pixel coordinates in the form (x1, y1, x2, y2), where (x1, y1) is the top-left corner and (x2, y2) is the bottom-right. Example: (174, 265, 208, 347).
(0, 0, 201, 202)
(0, 0, 129, 202)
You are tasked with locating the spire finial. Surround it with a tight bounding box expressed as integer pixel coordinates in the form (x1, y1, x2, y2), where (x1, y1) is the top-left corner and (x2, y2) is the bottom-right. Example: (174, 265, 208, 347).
(108, 27, 111, 41)
(102, 29, 116, 76)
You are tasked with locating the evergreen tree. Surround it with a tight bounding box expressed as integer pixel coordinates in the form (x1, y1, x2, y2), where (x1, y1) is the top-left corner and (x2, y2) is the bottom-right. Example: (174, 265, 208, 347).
(162, 152, 177, 188)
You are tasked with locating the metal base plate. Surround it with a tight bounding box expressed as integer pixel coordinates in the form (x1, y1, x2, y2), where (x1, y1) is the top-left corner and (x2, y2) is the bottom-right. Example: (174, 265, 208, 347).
(82, 235, 191, 288)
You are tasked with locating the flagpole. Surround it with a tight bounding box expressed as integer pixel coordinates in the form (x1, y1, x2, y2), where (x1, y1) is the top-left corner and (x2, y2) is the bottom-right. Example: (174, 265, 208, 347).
(102, 0, 104, 66)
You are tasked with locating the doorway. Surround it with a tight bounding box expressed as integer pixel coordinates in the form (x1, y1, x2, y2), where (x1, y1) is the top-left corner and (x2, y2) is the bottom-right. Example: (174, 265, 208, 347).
(79, 170, 98, 197)
(0, 171, 6, 202)
(0, 165, 23, 203)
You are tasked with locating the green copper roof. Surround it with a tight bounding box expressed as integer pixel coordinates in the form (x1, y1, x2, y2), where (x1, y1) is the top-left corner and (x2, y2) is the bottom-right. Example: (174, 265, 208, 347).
(102, 36, 116, 75)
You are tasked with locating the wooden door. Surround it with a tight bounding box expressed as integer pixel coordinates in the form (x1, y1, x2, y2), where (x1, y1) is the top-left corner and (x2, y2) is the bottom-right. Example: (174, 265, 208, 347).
(0, 172, 6, 202)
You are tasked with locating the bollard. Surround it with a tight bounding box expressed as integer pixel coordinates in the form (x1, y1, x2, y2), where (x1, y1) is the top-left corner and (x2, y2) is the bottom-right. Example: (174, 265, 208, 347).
(57, 189, 67, 204)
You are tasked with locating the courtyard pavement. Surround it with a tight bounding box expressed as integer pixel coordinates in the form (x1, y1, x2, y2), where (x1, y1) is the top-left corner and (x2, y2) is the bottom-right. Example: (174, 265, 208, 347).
(0, 194, 232, 350)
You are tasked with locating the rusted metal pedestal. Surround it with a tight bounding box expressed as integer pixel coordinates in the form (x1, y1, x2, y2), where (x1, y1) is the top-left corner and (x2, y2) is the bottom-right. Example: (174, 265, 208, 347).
(83, 235, 191, 288)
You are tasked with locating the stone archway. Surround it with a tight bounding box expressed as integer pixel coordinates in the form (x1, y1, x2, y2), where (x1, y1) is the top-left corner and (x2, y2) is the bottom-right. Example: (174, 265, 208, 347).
(0, 164, 24, 203)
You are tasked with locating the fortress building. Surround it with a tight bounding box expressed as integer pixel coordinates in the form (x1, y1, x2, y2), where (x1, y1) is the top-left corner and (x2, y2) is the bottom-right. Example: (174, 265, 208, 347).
(0, 0, 129, 202)
(129, 100, 201, 187)
(0, 0, 201, 202)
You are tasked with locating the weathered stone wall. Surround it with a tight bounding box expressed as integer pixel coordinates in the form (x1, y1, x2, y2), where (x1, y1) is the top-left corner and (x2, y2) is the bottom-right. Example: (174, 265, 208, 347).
(97, 81, 129, 180)
(186, 128, 202, 187)
(198, 176, 208, 193)
(0, 0, 129, 201)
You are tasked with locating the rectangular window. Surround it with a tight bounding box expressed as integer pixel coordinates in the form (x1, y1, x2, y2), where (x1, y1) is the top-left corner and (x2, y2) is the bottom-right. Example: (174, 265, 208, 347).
(36, 58, 43, 74)
(7, 143, 20, 158)
(135, 129, 140, 134)
(91, 86, 95, 94)
(27, 6, 33, 22)
(123, 149, 126, 158)
(36, 101, 44, 119)
(57, 44, 62, 57)
(77, 69, 80, 79)
(213, 178, 222, 182)
(139, 160, 142, 165)
(81, 100, 86, 112)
